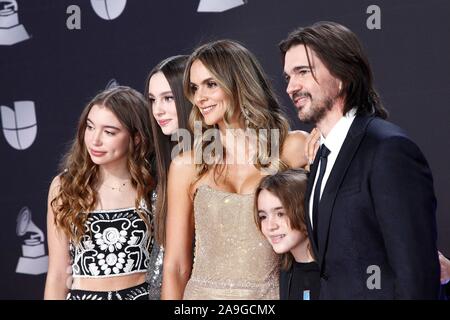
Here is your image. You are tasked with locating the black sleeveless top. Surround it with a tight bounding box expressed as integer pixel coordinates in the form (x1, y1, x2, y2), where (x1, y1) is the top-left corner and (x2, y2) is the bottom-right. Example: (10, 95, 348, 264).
(70, 204, 153, 278)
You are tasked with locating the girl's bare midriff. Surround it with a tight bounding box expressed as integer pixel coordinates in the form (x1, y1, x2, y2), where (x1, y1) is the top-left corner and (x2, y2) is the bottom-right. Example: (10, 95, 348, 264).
(71, 272, 146, 291)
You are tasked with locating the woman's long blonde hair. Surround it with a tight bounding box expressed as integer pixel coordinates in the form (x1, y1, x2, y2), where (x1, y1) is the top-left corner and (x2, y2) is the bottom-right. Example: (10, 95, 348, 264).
(183, 39, 290, 182)
(51, 86, 155, 243)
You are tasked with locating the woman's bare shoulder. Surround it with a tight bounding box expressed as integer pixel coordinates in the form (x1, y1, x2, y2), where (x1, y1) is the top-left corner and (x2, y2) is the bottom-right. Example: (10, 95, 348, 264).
(281, 130, 309, 168)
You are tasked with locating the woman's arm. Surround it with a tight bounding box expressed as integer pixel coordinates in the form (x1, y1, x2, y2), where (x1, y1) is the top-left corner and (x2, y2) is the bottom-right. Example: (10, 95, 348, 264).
(161, 152, 196, 299)
(44, 176, 71, 300)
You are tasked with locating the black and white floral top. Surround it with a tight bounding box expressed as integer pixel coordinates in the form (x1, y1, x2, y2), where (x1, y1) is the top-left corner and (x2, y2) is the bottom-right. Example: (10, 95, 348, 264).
(70, 202, 153, 278)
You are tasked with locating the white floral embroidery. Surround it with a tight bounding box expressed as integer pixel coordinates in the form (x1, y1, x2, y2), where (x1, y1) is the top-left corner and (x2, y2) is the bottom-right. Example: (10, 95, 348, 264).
(97, 252, 127, 275)
(66, 283, 149, 300)
(83, 240, 95, 250)
(69, 208, 153, 277)
(124, 259, 135, 273)
(128, 235, 138, 245)
(94, 227, 127, 252)
(88, 263, 100, 276)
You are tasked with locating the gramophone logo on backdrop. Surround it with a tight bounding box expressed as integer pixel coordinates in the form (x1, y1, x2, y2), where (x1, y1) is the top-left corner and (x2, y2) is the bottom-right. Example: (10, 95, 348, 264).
(0, 0, 30, 46)
(16, 207, 48, 275)
(105, 78, 119, 89)
(197, 0, 246, 12)
(1, 101, 37, 150)
(90, 0, 127, 20)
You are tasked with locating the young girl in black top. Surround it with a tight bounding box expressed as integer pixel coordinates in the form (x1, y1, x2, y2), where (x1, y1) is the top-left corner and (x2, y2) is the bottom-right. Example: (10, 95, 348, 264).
(44, 86, 155, 300)
(255, 168, 320, 300)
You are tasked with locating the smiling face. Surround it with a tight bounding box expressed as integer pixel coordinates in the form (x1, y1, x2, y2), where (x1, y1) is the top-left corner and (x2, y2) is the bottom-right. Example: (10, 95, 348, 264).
(189, 59, 233, 127)
(257, 189, 307, 255)
(83, 104, 131, 168)
(148, 71, 179, 135)
(284, 44, 341, 125)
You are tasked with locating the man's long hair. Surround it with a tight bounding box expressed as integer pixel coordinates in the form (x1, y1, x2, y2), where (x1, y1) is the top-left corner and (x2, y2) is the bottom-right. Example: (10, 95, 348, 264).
(279, 21, 388, 119)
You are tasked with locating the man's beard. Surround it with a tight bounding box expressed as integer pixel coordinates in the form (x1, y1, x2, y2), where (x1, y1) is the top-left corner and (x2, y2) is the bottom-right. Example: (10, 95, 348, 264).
(294, 91, 334, 125)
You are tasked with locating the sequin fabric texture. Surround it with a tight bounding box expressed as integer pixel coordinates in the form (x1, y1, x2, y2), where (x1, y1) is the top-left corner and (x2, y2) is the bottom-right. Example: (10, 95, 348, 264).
(146, 190, 164, 299)
(183, 185, 280, 299)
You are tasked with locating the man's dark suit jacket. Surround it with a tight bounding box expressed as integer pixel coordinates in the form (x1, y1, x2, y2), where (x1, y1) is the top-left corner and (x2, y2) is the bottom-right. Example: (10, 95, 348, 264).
(305, 114, 440, 299)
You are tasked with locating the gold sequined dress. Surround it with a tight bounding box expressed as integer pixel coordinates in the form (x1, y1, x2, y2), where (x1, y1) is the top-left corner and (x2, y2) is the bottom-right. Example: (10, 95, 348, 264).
(183, 185, 279, 300)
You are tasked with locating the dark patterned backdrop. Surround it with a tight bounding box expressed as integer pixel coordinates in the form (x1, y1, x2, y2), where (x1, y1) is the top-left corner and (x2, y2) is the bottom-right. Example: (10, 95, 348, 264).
(1, 0, 449, 299)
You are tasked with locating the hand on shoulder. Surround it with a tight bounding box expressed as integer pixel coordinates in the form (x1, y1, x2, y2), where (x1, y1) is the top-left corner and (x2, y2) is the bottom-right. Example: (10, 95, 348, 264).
(281, 130, 309, 169)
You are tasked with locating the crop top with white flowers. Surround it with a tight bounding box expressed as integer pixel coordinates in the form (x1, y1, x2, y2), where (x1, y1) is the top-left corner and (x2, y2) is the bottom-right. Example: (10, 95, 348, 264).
(69, 205, 153, 278)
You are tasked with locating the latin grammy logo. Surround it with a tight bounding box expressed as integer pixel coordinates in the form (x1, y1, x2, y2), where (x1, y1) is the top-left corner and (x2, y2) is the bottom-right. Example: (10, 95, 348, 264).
(105, 78, 119, 89)
(197, 0, 246, 12)
(16, 207, 48, 275)
(1, 100, 37, 150)
(90, 0, 127, 20)
(0, 0, 30, 46)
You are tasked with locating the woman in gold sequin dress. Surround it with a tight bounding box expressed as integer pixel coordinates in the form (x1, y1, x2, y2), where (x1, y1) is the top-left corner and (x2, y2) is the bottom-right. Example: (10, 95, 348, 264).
(161, 40, 309, 300)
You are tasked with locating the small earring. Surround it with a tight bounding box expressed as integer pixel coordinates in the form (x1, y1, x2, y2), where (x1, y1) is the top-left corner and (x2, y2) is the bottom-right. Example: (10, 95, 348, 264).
(242, 105, 250, 128)
(338, 82, 342, 91)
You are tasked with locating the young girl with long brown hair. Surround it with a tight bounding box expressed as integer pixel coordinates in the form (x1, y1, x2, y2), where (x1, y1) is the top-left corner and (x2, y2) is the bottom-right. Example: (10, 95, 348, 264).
(44, 86, 155, 300)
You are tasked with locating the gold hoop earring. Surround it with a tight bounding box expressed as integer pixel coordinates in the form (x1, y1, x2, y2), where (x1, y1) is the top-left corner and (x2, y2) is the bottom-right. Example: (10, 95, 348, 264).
(242, 105, 251, 129)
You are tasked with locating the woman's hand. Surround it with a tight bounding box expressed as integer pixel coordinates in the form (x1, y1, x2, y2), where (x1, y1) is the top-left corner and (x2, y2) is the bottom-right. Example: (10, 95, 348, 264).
(304, 128, 321, 171)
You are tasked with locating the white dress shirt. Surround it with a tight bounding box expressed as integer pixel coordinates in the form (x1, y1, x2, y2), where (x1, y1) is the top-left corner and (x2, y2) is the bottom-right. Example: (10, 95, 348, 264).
(309, 109, 357, 228)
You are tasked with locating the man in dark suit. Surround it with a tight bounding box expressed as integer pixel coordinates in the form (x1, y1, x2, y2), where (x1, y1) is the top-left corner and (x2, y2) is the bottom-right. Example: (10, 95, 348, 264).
(279, 21, 440, 299)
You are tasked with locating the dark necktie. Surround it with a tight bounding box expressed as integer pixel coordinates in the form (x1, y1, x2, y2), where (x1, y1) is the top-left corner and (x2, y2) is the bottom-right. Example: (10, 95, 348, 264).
(312, 144, 331, 247)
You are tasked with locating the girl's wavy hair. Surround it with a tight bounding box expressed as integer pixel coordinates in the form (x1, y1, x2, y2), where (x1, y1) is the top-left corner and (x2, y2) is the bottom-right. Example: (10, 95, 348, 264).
(183, 39, 290, 183)
(254, 168, 310, 270)
(144, 55, 193, 246)
(51, 86, 155, 243)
